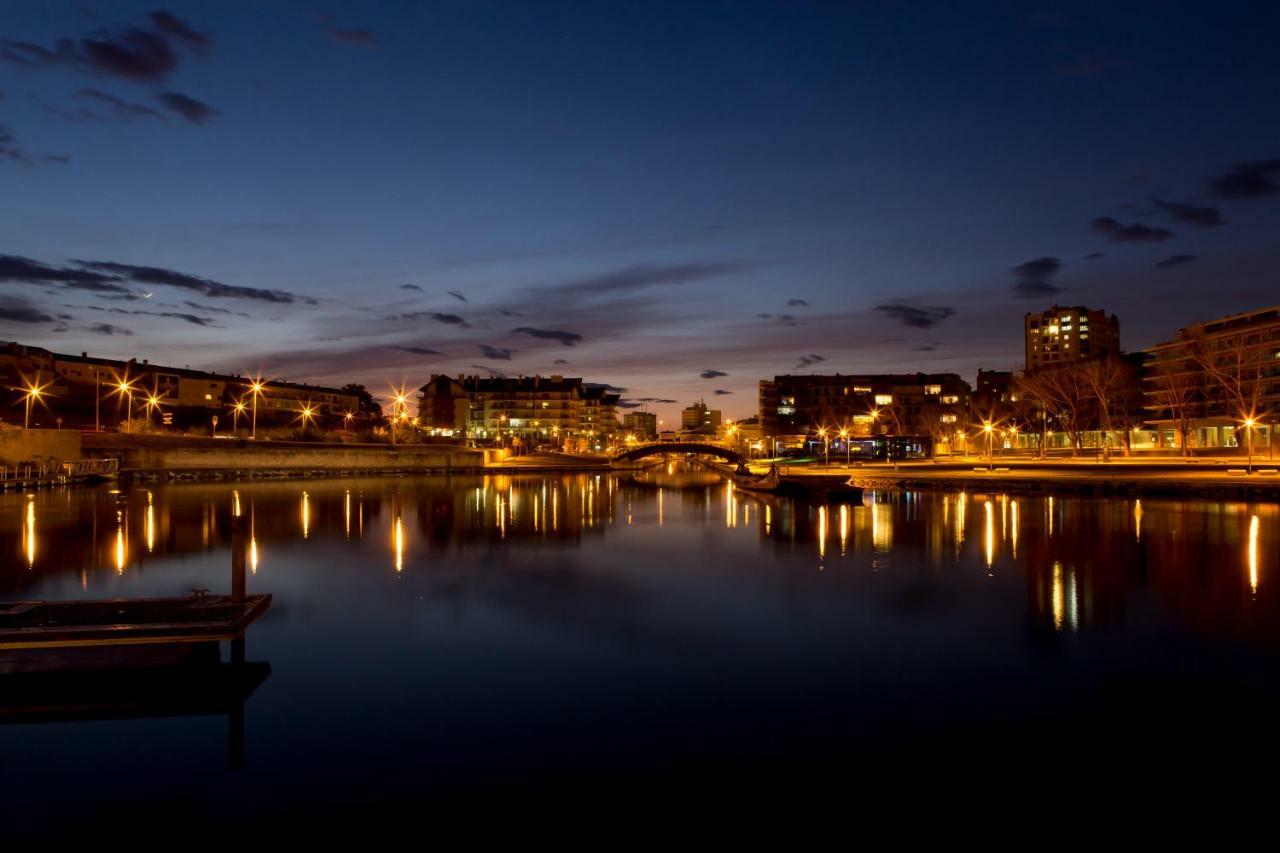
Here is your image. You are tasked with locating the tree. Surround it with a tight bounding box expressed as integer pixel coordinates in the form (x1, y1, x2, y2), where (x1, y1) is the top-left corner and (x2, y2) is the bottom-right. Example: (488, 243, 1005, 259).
(1079, 356, 1137, 459)
(1148, 364, 1201, 455)
(1015, 365, 1094, 456)
(341, 383, 383, 418)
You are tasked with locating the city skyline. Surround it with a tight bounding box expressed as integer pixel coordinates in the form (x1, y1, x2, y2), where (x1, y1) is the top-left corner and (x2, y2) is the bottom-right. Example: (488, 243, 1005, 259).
(4, 2, 1280, 427)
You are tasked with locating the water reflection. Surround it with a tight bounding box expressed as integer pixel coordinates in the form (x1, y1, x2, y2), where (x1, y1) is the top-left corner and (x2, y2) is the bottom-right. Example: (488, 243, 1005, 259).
(1, 471, 1276, 644)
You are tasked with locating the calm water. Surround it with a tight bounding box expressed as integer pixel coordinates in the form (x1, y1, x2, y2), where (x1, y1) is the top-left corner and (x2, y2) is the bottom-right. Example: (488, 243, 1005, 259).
(2, 464, 1278, 832)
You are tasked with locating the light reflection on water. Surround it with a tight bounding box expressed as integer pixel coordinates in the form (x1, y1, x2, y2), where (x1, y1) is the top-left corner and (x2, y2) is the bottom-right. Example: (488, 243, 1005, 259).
(2, 465, 1280, 827)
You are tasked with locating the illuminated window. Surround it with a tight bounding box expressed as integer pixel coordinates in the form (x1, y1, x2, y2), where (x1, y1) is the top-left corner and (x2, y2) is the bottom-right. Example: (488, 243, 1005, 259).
(924, 384, 941, 395)
(853, 386, 872, 394)
(874, 394, 893, 406)
(941, 414, 957, 423)
(941, 395, 959, 404)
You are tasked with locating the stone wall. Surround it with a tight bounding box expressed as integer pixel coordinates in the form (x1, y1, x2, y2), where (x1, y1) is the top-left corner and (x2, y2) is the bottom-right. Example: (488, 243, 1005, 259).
(0, 428, 82, 463)
(82, 433, 482, 474)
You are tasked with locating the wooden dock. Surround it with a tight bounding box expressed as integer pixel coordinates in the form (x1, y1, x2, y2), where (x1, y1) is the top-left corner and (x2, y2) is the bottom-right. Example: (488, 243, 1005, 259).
(0, 458, 118, 490)
(0, 592, 271, 651)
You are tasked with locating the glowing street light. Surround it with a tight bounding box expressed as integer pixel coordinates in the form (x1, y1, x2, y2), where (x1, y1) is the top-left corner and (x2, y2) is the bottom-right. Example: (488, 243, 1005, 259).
(839, 426, 850, 466)
(817, 426, 829, 468)
(1243, 415, 1257, 474)
(247, 377, 266, 440)
(982, 420, 995, 470)
(344, 411, 355, 428)
(232, 399, 247, 433)
(112, 374, 138, 432)
(21, 380, 48, 429)
(143, 393, 163, 425)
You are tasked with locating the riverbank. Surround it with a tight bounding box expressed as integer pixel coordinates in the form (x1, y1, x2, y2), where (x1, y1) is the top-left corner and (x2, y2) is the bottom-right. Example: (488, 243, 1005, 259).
(81, 433, 484, 480)
(764, 458, 1280, 498)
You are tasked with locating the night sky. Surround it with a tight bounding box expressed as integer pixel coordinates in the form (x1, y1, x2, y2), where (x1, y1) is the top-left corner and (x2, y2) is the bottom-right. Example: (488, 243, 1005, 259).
(3, 1, 1280, 420)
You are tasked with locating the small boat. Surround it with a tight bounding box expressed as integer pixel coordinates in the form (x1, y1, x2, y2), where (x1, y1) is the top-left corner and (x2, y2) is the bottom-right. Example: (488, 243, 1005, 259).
(733, 463, 782, 492)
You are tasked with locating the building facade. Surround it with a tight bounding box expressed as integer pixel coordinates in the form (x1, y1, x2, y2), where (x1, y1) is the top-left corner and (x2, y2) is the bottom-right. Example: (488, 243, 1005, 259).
(417, 374, 620, 446)
(1024, 306, 1120, 370)
(759, 373, 972, 449)
(2, 342, 359, 430)
(1143, 305, 1280, 451)
(622, 411, 658, 440)
(680, 400, 722, 434)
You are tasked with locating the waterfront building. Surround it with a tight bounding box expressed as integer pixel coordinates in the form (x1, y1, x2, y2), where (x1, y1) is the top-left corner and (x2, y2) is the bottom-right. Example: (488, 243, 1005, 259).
(1024, 305, 1120, 371)
(1143, 304, 1280, 451)
(622, 411, 658, 440)
(681, 400, 722, 432)
(417, 373, 620, 445)
(759, 372, 971, 453)
(1, 341, 359, 430)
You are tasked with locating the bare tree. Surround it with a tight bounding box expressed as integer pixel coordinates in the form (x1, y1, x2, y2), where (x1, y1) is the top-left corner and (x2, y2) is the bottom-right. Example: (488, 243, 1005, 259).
(1015, 365, 1093, 456)
(1148, 366, 1201, 455)
(1080, 356, 1136, 459)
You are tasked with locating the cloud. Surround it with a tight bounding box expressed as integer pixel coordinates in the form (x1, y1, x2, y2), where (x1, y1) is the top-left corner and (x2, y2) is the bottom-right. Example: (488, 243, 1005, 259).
(84, 305, 216, 326)
(1208, 159, 1280, 199)
(786, 298, 808, 306)
(470, 364, 506, 377)
(75, 88, 163, 119)
(795, 354, 825, 369)
(73, 259, 314, 303)
(1, 13, 209, 81)
(912, 343, 938, 352)
(757, 313, 800, 326)
(392, 346, 444, 355)
(586, 383, 627, 393)
(447, 289, 468, 302)
(1153, 198, 1224, 227)
(1010, 256, 1063, 297)
(478, 344, 515, 360)
(630, 397, 677, 404)
(1156, 254, 1198, 269)
(545, 263, 738, 298)
(511, 326, 583, 346)
(0, 125, 70, 165)
(397, 311, 468, 326)
(553, 358, 569, 365)
(1085, 252, 1105, 260)
(149, 12, 210, 50)
(1, 254, 132, 293)
(181, 300, 249, 317)
(700, 369, 728, 379)
(329, 29, 377, 48)
(88, 322, 132, 335)
(0, 298, 54, 324)
(399, 283, 422, 292)
(874, 303, 957, 329)
(1092, 217, 1174, 242)
(713, 389, 733, 395)
(156, 91, 218, 123)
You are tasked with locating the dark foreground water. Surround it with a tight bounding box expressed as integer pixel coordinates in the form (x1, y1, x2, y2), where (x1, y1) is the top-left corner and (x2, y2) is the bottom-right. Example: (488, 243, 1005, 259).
(2, 464, 1278, 834)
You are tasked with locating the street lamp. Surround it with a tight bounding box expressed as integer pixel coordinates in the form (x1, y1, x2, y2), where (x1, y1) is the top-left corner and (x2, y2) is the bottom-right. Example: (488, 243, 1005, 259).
(299, 403, 316, 430)
(248, 378, 266, 440)
(21, 381, 48, 429)
(1243, 416, 1257, 474)
(982, 421, 995, 470)
(144, 393, 163, 426)
(817, 426, 829, 468)
(839, 426, 849, 466)
(113, 375, 137, 432)
(232, 399, 247, 433)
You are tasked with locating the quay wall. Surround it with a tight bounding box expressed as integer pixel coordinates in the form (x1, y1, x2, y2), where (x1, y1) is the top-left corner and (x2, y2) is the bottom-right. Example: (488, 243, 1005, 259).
(81, 433, 483, 477)
(0, 429, 82, 464)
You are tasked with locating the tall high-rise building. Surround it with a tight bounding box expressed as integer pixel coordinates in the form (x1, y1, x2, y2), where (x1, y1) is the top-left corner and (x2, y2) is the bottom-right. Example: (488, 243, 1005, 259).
(1024, 306, 1120, 370)
(681, 400, 722, 433)
(622, 411, 658, 440)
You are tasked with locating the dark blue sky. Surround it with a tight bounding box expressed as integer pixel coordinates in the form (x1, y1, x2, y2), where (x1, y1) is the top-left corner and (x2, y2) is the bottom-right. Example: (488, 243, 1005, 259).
(3, 1, 1280, 419)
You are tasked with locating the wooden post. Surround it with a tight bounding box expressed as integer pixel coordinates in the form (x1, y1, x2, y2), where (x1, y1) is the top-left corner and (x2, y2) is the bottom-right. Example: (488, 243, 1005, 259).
(231, 512, 247, 604)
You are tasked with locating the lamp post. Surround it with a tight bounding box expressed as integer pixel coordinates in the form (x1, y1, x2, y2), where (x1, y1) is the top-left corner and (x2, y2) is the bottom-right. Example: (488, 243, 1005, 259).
(1244, 416, 1257, 474)
(839, 427, 849, 466)
(144, 393, 162, 427)
(232, 400, 247, 434)
(983, 421, 995, 470)
(248, 379, 265, 440)
(817, 427, 829, 468)
(114, 376, 136, 433)
(22, 382, 46, 429)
